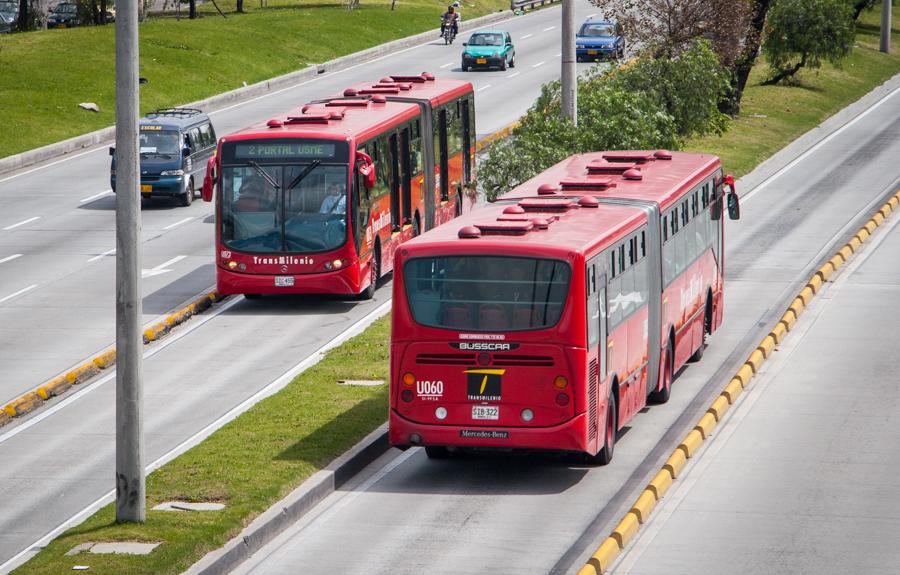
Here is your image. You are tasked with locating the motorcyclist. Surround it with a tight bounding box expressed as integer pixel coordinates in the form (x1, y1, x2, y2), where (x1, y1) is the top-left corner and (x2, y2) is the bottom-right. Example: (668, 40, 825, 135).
(440, 5, 459, 40)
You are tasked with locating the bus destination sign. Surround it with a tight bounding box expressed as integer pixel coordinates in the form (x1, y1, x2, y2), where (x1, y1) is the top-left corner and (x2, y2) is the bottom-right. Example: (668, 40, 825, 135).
(234, 143, 336, 160)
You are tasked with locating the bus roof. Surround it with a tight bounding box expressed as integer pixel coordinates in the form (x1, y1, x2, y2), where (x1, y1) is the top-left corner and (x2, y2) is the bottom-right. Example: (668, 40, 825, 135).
(501, 151, 721, 211)
(402, 195, 647, 260)
(225, 73, 473, 145)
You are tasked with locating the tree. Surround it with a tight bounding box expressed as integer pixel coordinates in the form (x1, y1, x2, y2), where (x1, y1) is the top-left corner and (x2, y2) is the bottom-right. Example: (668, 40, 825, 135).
(723, 0, 771, 115)
(850, 0, 877, 20)
(762, 0, 855, 85)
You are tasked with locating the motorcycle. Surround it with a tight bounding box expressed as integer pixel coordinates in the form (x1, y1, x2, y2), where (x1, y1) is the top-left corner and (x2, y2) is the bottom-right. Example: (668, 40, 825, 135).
(441, 17, 457, 44)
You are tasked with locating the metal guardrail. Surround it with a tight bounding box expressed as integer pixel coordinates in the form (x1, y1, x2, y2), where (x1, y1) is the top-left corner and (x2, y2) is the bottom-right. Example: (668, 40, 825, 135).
(510, 0, 559, 12)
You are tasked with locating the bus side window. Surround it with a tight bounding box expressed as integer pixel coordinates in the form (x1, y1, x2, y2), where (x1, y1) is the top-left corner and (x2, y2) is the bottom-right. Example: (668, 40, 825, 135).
(599, 286, 607, 379)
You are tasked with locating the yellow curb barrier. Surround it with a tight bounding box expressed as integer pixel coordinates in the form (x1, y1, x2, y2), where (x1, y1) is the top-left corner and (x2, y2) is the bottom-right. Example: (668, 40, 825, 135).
(611, 512, 640, 548)
(0, 290, 224, 428)
(631, 490, 657, 523)
(770, 321, 787, 344)
(723, 379, 743, 404)
(694, 412, 718, 439)
(474, 121, 520, 153)
(647, 469, 674, 499)
(708, 395, 730, 421)
(663, 449, 687, 478)
(575, 190, 900, 573)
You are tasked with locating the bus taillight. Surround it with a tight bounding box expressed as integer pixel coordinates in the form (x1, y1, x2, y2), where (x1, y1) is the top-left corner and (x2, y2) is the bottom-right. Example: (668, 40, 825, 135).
(554, 376, 568, 389)
(401, 389, 414, 402)
(555, 393, 570, 407)
(402, 372, 415, 386)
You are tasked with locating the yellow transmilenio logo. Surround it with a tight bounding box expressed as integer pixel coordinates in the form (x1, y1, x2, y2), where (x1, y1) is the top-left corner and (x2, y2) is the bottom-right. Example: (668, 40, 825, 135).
(465, 368, 505, 401)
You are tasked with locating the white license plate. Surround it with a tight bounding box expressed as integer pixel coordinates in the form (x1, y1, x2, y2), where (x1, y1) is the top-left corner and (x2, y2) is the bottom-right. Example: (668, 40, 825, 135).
(472, 405, 499, 420)
(275, 276, 294, 287)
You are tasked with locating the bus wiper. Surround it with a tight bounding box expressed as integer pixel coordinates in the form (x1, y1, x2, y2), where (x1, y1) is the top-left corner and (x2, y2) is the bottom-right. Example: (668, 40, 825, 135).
(287, 160, 321, 191)
(248, 160, 281, 190)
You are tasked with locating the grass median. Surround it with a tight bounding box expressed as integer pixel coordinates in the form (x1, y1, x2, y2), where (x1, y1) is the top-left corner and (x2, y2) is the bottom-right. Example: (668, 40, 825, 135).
(0, 0, 509, 159)
(14, 6, 900, 575)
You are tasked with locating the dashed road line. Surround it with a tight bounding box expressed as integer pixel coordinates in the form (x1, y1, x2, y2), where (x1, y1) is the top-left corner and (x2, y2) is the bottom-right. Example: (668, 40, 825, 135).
(0, 284, 38, 305)
(506, 72, 521, 78)
(87, 248, 116, 263)
(477, 84, 492, 92)
(543, 26, 555, 31)
(0, 254, 23, 265)
(163, 217, 194, 231)
(79, 189, 113, 203)
(533, 60, 546, 68)
(521, 33, 533, 39)
(3, 217, 40, 231)
(440, 62, 454, 69)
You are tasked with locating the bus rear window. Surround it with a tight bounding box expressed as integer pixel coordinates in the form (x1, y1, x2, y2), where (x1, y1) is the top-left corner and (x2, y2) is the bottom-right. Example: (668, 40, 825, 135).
(404, 256, 570, 331)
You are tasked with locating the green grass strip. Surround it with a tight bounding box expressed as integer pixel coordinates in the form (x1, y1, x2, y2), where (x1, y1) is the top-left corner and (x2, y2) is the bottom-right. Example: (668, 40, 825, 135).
(14, 7, 900, 575)
(0, 0, 509, 158)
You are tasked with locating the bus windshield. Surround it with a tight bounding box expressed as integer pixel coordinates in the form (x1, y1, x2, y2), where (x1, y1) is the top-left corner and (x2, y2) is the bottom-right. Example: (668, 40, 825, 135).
(220, 163, 348, 254)
(404, 255, 570, 331)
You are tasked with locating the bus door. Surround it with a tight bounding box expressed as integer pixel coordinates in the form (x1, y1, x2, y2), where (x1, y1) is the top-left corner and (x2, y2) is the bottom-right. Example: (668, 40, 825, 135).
(400, 126, 413, 230)
(586, 257, 608, 445)
(461, 97, 473, 186)
(388, 133, 401, 232)
(436, 108, 449, 204)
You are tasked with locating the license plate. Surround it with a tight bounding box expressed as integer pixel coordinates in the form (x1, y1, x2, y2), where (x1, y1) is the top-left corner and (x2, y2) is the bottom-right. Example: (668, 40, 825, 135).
(476, 58, 487, 64)
(140, 184, 152, 193)
(275, 276, 294, 287)
(472, 405, 499, 420)
(587, 50, 598, 55)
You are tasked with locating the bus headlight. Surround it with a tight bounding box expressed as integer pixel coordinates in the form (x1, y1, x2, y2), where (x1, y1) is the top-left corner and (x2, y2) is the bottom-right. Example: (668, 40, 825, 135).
(435, 407, 448, 420)
(324, 259, 343, 271)
(521, 409, 534, 422)
(227, 261, 238, 269)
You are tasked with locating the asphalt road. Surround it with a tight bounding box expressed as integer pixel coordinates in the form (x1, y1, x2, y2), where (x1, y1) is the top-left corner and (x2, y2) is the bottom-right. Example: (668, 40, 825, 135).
(611, 184, 900, 575)
(0, 1, 601, 407)
(0, 2, 606, 569)
(226, 82, 900, 574)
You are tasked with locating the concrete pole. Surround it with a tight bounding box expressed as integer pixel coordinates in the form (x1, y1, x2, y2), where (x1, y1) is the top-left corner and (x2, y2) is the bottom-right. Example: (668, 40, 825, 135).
(115, 0, 145, 523)
(561, 0, 577, 126)
(881, 0, 891, 54)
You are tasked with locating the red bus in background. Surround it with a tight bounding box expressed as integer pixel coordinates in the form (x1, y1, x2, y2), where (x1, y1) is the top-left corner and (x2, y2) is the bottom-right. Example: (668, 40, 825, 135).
(389, 151, 740, 462)
(201, 73, 476, 299)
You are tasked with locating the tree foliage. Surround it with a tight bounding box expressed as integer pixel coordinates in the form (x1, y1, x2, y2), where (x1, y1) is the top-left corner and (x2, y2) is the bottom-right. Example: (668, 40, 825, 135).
(850, 0, 877, 20)
(480, 41, 729, 200)
(589, 0, 753, 69)
(762, 0, 855, 85)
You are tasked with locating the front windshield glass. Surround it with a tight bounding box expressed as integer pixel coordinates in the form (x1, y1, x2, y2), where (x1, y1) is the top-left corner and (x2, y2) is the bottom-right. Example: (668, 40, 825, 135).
(0, 1, 16, 18)
(139, 130, 180, 156)
(404, 256, 570, 331)
(469, 33, 503, 46)
(579, 23, 614, 37)
(221, 163, 348, 254)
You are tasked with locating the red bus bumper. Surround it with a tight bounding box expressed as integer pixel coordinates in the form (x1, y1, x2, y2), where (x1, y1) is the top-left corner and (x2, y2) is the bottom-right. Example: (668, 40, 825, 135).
(217, 265, 363, 296)
(389, 410, 591, 454)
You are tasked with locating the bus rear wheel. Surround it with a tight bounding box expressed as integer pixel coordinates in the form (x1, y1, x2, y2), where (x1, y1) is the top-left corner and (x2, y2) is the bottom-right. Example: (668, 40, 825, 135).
(649, 347, 673, 404)
(588, 389, 616, 465)
(689, 300, 712, 363)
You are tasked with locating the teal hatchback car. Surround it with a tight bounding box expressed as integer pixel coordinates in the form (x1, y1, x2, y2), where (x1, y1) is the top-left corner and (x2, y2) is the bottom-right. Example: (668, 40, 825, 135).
(461, 30, 515, 71)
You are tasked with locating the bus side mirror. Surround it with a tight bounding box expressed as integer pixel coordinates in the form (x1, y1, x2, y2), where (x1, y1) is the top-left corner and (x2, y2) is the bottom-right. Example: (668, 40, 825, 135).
(201, 156, 217, 202)
(109, 146, 115, 156)
(724, 175, 740, 220)
(356, 150, 376, 190)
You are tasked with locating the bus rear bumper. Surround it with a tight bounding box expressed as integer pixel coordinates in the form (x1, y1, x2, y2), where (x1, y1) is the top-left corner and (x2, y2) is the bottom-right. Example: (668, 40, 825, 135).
(389, 410, 590, 454)
(217, 265, 362, 296)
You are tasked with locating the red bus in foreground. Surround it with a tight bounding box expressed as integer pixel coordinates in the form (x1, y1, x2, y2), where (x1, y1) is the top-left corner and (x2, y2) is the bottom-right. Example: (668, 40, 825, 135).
(389, 150, 740, 462)
(201, 73, 476, 299)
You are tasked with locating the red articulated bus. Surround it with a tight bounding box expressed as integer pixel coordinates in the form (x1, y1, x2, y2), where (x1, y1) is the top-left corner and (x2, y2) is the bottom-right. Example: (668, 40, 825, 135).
(201, 73, 476, 299)
(389, 150, 740, 462)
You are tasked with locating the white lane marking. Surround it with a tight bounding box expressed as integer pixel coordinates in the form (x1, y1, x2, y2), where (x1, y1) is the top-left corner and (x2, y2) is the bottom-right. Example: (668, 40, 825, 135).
(0, 295, 392, 573)
(2, 216, 40, 231)
(533, 60, 546, 68)
(163, 217, 194, 231)
(506, 72, 520, 78)
(0, 254, 23, 265)
(0, 147, 105, 185)
(556, 52, 562, 57)
(439, 62, 454, 69)
(0, 284, 38, 305)
(79, 189, 112, 203)
(86, 248, 116, 263)
(543, 26, 555, 31)
(743, 82, 900, 203)
(521, 33, 533, 39)
(142, 255, 187, 278)
(477, 84, 492, 92)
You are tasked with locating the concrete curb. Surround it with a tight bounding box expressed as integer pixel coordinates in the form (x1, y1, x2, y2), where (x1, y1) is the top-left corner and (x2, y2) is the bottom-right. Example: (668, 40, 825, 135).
(0, 290, 224, 427)
(0, 8, 524, 176)
(575, 187, 900, 574)
(183, 425, 392, 575)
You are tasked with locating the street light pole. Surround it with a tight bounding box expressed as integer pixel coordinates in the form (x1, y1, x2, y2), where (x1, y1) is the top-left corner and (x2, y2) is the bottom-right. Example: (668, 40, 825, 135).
(114, 0, 145, 523)
(561, 0, 577, 125)
(880, 0, 891, 54)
